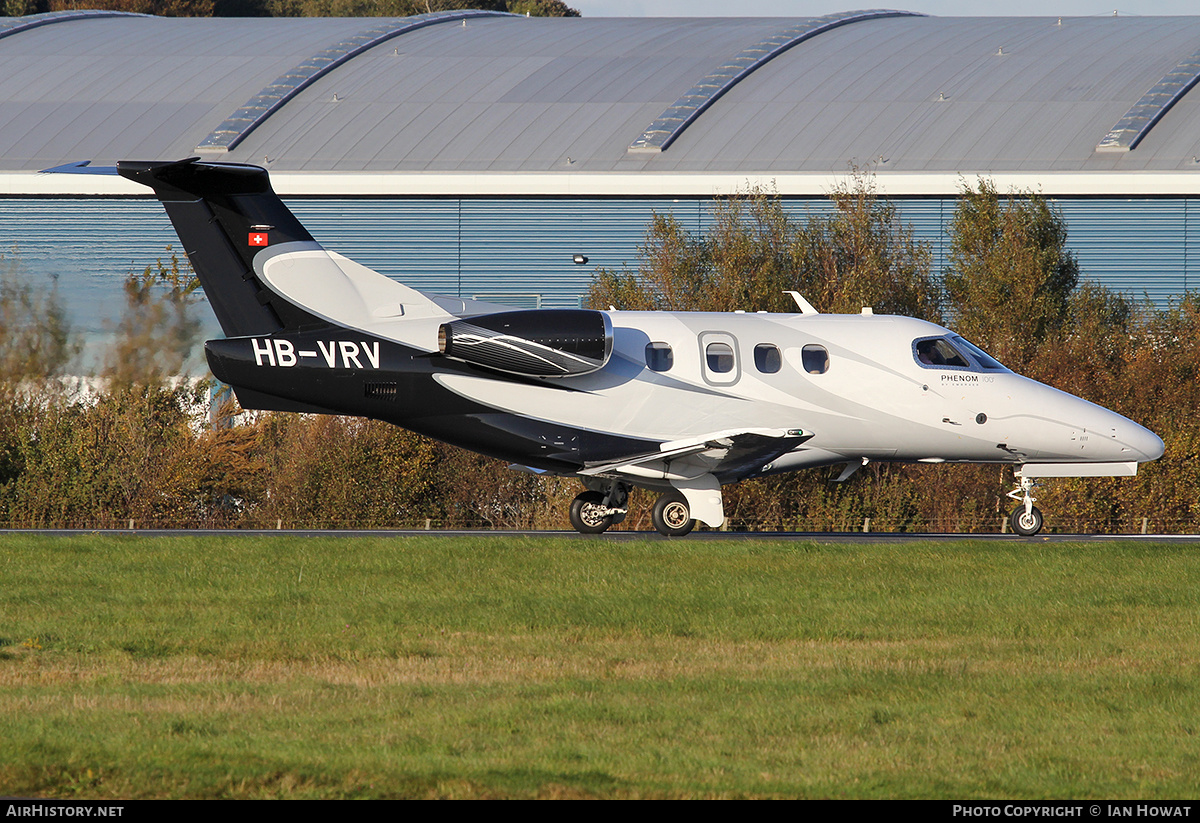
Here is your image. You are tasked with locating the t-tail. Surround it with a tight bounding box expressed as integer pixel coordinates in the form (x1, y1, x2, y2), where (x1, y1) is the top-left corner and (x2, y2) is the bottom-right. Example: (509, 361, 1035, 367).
(117, 157, 327, 336)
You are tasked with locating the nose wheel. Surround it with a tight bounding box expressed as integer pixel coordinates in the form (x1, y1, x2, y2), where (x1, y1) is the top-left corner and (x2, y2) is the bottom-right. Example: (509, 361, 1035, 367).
(1007, 475, 1044, 536)
(1009, 505, 1044, 537)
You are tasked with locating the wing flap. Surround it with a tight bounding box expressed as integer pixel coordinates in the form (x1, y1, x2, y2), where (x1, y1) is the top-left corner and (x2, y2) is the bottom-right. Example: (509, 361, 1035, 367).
(579, 427, 813, 481)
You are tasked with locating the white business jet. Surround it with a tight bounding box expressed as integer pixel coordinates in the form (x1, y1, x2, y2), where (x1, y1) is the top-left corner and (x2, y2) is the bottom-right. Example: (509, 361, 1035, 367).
(106, 158, 1162, 536)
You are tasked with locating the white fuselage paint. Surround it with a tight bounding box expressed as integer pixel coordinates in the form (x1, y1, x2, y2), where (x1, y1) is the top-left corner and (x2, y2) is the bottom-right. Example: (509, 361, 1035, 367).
(435, 311, 1162, 469)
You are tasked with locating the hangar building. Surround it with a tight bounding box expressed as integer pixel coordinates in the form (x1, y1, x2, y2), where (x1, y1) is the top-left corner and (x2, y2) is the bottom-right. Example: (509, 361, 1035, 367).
(4, 8, 1200, 349)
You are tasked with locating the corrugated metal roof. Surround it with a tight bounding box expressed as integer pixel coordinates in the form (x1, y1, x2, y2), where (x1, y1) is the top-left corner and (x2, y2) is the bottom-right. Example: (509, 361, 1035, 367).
(196, 9, 518, 153)
(0, 15, 372, 169)
(654, 15, 1200, 172)
(244, 16, 788, 172)
(5, 13, 1200, 176)
(628, 9, 924, 153)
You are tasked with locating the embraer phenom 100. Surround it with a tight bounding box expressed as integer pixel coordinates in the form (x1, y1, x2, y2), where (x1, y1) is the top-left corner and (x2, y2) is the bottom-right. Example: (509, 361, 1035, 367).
(111, 158, 1162, 536)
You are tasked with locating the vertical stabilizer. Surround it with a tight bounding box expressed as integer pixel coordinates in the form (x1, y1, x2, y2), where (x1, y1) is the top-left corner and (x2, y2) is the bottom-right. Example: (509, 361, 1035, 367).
(118, 157, 325, 337)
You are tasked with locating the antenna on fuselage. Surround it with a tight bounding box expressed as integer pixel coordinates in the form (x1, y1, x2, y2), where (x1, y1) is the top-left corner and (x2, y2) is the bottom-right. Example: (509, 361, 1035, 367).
(784, 291, 819, 315)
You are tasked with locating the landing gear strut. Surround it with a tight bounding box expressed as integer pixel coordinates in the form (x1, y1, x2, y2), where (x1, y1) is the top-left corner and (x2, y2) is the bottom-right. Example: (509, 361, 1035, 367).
(651, 493, 695, 537)
(568, 483, 629, 534)
(1007, 476, 1044, 536)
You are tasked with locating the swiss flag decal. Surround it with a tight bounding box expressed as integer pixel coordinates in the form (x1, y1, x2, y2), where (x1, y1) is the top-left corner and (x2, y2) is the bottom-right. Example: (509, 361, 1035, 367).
(249, 232, 269, 247)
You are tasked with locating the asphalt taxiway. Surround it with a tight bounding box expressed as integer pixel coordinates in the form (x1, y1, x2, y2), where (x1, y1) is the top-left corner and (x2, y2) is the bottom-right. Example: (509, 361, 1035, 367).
(3, 529, 1199, 542)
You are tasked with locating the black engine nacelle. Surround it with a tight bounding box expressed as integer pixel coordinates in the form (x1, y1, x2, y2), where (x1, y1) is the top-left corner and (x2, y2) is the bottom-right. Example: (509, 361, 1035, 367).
(438, 309, 612, 378)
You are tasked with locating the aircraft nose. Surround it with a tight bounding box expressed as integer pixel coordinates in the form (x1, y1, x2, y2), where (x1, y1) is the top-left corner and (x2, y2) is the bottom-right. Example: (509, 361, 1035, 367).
(1091, 409, 1163, 463)
(1123, 421, 1165, 462)
(1005, 379, 1164, 464)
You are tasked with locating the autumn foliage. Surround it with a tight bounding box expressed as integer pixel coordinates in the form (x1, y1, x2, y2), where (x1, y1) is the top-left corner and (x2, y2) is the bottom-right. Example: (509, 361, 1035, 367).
(4, 0, 579, 18)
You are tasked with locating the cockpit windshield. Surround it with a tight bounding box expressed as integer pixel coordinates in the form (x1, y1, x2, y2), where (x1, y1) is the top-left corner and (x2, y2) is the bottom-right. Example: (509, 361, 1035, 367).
(914, 337, 970, 368)
(913, 335, 1007, 372)
(952, 336, 1006, 370)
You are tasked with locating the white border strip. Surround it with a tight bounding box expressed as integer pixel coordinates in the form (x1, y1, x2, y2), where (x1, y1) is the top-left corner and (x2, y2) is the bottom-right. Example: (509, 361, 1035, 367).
(5, 170, 1200, 198)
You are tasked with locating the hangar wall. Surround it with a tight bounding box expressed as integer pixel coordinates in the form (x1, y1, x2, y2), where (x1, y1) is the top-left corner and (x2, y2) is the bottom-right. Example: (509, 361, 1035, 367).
(3, 193, 1194, 361)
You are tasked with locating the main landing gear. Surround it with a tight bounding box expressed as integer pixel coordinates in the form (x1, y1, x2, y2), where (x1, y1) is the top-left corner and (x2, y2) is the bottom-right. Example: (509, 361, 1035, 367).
(651, 493, 694, 537)
(1007, 475, 1044, 536)
(568, 483, 629, 535)
(568, 485, 698, 536)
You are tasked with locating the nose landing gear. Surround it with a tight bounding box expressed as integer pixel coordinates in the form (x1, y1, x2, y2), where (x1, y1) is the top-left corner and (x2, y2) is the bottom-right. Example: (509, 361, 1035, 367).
(1007, 475, 1044, 536)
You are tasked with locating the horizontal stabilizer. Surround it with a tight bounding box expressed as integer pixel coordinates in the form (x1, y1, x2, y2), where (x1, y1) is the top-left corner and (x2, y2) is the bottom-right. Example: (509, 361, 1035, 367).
(39, 160, 118, 175)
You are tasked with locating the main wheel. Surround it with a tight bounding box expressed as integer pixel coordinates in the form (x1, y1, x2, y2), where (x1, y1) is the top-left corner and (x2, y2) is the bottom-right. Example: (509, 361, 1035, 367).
(569, 491, 613, 534)
(652, 493, 695, 537)
(1009, 505, 1044, 536)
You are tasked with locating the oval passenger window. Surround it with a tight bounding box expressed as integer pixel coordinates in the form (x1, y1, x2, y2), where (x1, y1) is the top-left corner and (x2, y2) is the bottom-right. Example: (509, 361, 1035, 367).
(706, 342, 734, 373)
(645, 342, 673, 372)
(754, 344, 781, 374)
(802, 344, 829, 374)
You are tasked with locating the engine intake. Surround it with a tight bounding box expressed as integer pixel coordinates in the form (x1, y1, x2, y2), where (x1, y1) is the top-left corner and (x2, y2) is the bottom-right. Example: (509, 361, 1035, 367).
(438, 309, 612, 377)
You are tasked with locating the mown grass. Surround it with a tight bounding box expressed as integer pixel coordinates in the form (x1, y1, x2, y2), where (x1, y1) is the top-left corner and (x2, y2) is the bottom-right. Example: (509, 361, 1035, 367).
(1, 533, 1198, 798)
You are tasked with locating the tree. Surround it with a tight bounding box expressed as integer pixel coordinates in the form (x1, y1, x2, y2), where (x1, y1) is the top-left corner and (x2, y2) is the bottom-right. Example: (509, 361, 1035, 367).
(944, 179, 1079, 371)
(506, 0, 578, 15)
(790, 172, 938, 319)
(0, 250, 215, 528)
(587, 212, 713, 311)
(0, 251, 76, 386)
(17, 0, 580, 17)
(0, 250, 78, 513)
(45, 0, 216, 14)
(585, 171, 945, 532)
(262, 0, 576, 18)
(588, 171, 937, 318)
(103, 250, 203, 388)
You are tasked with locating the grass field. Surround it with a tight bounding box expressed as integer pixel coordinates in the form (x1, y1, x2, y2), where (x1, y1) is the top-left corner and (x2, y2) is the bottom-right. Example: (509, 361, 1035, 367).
(1, 533, 1198, 799)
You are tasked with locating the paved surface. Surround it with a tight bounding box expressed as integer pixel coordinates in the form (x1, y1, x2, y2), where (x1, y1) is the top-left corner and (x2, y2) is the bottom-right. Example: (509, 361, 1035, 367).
(3, 529, 1199, 542)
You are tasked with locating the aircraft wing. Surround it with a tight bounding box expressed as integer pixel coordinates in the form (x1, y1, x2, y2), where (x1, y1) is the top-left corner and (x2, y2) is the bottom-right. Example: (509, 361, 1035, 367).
(578, 427, 813, 482)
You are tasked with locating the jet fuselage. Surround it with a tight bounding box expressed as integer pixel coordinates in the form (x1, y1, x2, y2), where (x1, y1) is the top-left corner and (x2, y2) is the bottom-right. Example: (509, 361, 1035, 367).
(205, 309, 1163, 480)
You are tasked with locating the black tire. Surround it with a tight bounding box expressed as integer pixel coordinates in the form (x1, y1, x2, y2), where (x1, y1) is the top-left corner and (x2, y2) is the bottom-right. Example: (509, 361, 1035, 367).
(652, 493, 695, 537)
(570, 491, 612, 534)
(1010, 505, 1044, 536)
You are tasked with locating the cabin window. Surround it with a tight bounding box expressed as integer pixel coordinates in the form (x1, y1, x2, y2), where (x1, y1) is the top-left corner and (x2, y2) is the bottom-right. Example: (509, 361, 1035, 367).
(914, 337, 971, 369)
(754, 344, 781, 374)
(645, 342, 673, 372)
(802, 344, 829, 374)
(706, 342, 735, 373)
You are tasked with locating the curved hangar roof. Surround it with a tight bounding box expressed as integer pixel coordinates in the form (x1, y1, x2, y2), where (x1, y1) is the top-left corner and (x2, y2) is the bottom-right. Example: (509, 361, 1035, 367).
(6, 9, 1200, 193)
